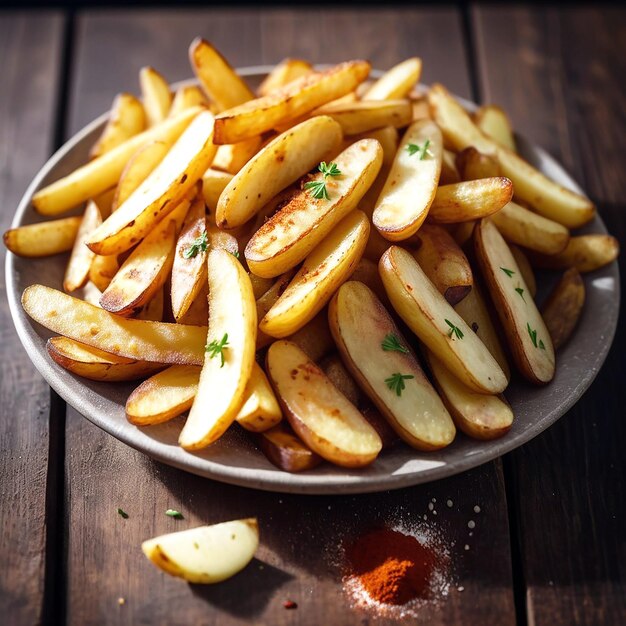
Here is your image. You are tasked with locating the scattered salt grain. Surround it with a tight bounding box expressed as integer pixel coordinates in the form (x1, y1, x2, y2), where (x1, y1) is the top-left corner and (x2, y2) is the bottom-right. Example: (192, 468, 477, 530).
(428, 502, 434, 511)
(467, 520, 475, 529)
(117, 598, 125, 606)
(473, 505, 481, 514)
(446, 500, 453, 508)
(457, 586, 465, 592)
(464, 544, 470, 551)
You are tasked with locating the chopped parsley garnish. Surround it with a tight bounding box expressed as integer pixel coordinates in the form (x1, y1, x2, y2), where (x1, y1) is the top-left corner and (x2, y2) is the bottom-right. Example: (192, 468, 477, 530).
(165, 509, 184, 519)
(318, 161, 342, 177)
(445, 319, 464, 340)
(500, 267, 515, 278)
(406, 139, 433, 159)
(304, 161, 342, 200)
(205, 333, 229, 367)
(183, 230, 208, 259)
(527, 322, 542, 348)
(385, 373, 414, 397)
(515, 287, 526, 302)
(381, 333, 409, 354)
(117, 508, 129, 519)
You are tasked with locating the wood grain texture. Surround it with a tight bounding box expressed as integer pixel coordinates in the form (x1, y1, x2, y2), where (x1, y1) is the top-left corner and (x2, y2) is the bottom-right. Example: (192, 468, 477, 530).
(473, 5, 626, 625)
(0, 12, 65, 625)
(63, 7, 515, 625)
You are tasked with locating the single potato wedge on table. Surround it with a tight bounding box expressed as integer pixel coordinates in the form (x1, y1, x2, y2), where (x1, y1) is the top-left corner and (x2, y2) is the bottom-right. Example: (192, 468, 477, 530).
(142, 519, 259, 584)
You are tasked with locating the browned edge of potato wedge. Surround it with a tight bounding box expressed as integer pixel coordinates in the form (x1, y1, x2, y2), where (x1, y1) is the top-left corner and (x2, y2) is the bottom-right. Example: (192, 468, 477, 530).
(257, 423, 322, 473)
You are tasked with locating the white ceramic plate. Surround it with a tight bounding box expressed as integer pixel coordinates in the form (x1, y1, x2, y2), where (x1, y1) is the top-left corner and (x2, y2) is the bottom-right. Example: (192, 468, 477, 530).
(6, 67, 620, 494)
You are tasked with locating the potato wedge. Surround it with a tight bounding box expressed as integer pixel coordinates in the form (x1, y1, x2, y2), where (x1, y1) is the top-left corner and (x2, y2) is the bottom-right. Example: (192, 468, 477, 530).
(22, 285, 206, 364)
(423, 350, 513, 440)
(528, 234, 619, 273)
(189, 37, 255, 112)
(451, 221, 476, 247)
(428, 84, 594, 227)
(63, 202, 103, 293)
(379, 246, 507, 393)
(260, 210, 369, 338)
(89, 93, 146, 160)
(142, 519, 259, 584)
(178, 283, 208, 327)
(212, 136, 262, 175)
(428, 177, 513, 223)
(168, 85, 208, 118)
(315, 99, 412, 135)
(490, 201, 570, 255)
(216, 115, 342, 229)
(474, 104, 516, 152)
(112, 140, 171, 211)
(179, 249, 257, 450)
(47, 336, 164, 382)
(257, 424, 322, 472)
(236, 362, 282, 432)
(32, 106, 202, 215)
(373, 119, 443, 241)
(412, 223, 473, 305)
(76, 281, 103, 307)
(4, 216, 81, 258)
(363, 57, 422, 101)
(89, 253, 119, 292)
(255, 270, 297, 349)
(266, 340, 382, 467)
(510, 244, 536, 298)
(455, 146, 500, 180)
(453, 281, 510, 380)
(88, 110, 216, 256)
(541, 267, 585, 350)
(440, 148, 461, 184)
(349, 257, 388, 304)
(474, 219, 555, 384)
(213, 60, 370, 144)
(248, 273, 274, 300)
(258, 58, 313, 96)
(171, 198, 208, 321)
(99, 199, 188, 316)
(139, 66, 172, 126)
(137, 285, 165, 322)
(329, 281, 455, 450)
(126, 365, 200, 425)
(201, 168, 233, 212)
(287, 311, 335, 362)
(245, 139, 382, 277)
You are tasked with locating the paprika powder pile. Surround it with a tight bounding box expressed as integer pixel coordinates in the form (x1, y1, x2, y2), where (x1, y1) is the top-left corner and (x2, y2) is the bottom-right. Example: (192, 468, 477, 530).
(344, 527, 439, 606)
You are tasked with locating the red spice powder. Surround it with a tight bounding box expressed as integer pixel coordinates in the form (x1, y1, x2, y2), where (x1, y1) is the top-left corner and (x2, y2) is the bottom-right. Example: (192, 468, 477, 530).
(345, 527, 438, 605)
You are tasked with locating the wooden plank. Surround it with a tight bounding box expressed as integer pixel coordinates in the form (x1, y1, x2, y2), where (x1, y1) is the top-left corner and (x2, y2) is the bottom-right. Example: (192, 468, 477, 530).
(64, 8, 515, 625)
(0, 11, 65, 625)
(473, 5, 626, 625)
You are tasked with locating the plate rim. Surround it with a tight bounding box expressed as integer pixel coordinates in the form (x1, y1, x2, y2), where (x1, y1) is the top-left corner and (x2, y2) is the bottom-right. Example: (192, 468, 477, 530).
(5, 66, 621, 494)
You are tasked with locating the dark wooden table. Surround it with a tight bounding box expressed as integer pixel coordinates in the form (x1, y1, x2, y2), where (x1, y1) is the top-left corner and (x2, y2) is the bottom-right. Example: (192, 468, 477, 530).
(1, 6, 624, 625)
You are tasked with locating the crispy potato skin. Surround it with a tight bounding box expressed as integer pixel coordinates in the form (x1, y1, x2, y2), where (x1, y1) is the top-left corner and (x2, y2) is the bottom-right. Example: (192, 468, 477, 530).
(541, 267, 585, 350)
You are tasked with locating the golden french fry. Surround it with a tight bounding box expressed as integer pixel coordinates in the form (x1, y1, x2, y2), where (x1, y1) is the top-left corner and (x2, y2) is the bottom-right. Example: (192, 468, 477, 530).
(245, 138, 382, 277)
(315, 99, 412, 135)
(424, 350, 513, 440)
(373, 119, 443, 241)
(260, 210, 369, 338)
(189, 37, 255, 112)
(22, 285, 206, 364)
(63, 202, 102, 292)
(329, 281, 456, 450)
(490, 201, 570, 255)
(510, 244, 537, 298)
(474, 105, 516, 152)
(168, 85, 208, 118)
(363, 58, 422, 101)
(213, 60, 370, 144)
(541, 267, 585, 350)
(126, 365, 200, 425)
(89, 93, 146, 160)
(47, 336, 163, 382)
(266, 340, 382, 467)
(32, 106, 202, 215)
(201, 168, 233, 212)
(428, 84, 594, 228)
(528, 234, 619, 273)
(236, 363, 282, 432)
(257, 424, 322, 473)
(379, 245, 507, 394)
(212, 136, 262, 175)
(474, 219, 555, 384)
(139, 66, 172, 126)
(171, 198, 207, 321)
(112, 140, 171, 211)
(216, 115, 342, 229)
(412, 223, 473, 305)
(179, 249, 257, 450)
(257, 58, 313, 96)
(4, 217, 82, 257)
(88, 111, 216, 256)
(428, 177, 513, 223)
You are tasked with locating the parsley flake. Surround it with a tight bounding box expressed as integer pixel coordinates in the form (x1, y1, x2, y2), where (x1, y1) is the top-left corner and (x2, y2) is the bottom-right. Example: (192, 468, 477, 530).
(303, 179, 330, 200)
(381, 333, 409, 354)
(117, 508, 129, 519)
(165, 509, 184, 519)
(385, 373, 414, 397)
(318, 161, 342, 177)
(183, 230, 208, 259)
(500, 267, 515, 278)
(445, 319, 464, 340)
(515, 287, 526, 302)
(527, 322, 538, 348)
(205, 333, 229, 367)
(406, 139, 433, 160)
